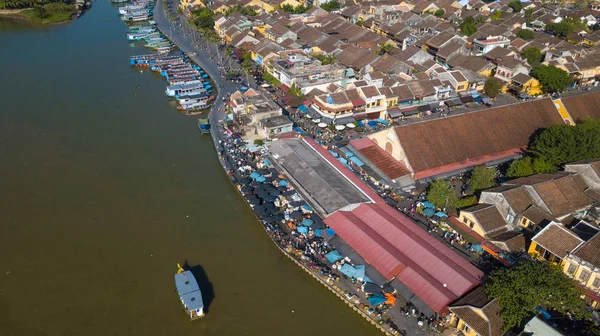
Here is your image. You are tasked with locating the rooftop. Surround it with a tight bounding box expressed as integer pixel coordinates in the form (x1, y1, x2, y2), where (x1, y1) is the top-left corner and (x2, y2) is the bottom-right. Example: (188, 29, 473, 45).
(532, 222, 584, 259)
(260, 115, 293, 128)
(266, 138, 373, 216)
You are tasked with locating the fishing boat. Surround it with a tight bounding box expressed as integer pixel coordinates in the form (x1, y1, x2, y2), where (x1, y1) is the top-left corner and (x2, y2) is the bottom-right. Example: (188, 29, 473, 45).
(165, 80, 205, 96)
(174, 264, 204, 320)
(198, 118, 211, 133)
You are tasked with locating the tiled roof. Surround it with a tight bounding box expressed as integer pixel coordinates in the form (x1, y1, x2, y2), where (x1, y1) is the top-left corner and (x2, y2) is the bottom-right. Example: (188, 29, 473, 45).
(394, 98, 564, 177)
(561, 91, 600, 122)
(426, 31, 457, 49)
(521, 205, 552, 225)
(359, 85, 382, 99)
(350, 138, 411, 179)
(488, 229, 526, 252)
(533, 222, 584, 259)
(461, 204, 507, 234)
(573, 233, 600, 268)
(449, 290, 503, 336)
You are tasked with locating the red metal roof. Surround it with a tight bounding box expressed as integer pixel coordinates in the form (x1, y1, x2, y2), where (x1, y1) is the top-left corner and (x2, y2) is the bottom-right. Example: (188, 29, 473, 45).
(326, 203, 483, 313)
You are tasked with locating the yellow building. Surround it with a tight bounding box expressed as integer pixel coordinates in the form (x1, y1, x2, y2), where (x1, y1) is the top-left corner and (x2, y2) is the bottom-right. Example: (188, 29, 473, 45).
(563, 230, 600, 309)
(528, 222, 584, 266)
(448, 286, 504, 336)
(511, 73, 543, 96)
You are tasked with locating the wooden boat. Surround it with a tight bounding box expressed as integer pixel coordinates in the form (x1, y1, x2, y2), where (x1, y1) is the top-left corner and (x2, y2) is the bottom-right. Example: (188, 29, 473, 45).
(174, 264, 204, 320)
(197, 118, 211, 133)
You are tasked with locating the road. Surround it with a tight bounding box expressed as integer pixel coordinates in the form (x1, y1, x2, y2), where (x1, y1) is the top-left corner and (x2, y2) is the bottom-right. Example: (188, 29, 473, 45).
(154, 0, 236, 148)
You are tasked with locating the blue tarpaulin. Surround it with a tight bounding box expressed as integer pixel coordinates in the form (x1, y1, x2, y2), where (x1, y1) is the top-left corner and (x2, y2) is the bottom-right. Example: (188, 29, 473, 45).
(357, 120, 365, 127)
(279, 180, 288, 186)
(349, 156, 364, 167)
(301, 218, 314, 226)
(297, 226, 308, 235)
(472, 244, 483, 252)
(340, 263, 357, 278)
(298, 105, 308, 113)
(301, 204, 312, 212)
(263, 159, 271, 166)
(337, 157, 348, 165)
(353, 265, 366, 280)
(249, 172, 261, 179)
(326, 228, 336, 236)
(367, 294, 387, 306)
(376, 118, 389, 125)
(256, 176, 266, 183)
(325, 250, 343, 263)
(328, 150, 339, 157)
(434, 211, 448, 218)
(314, 229, 323, 237)
(423, 208, 435, 216)
(423, 201, 435, 208)
(293, 126, 307, 135)
(368, 120, 378, 127)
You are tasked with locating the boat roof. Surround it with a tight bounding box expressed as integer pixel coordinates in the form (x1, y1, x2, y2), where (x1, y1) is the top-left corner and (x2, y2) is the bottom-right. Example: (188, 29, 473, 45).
(174, 271, 204, 310)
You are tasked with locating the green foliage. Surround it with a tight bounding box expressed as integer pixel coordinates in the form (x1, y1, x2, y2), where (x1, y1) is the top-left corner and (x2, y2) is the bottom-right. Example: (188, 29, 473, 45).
(426, 179, 458, 210)
(310, 53, 336, 65)
(490, 10, 502, 20)
(530, 119, 600, 167)
(377, 43, 394, 55)
(508, 0, 523, 12)
(320, 0, 341, 12)
(224, 4, 258, 16)
(456, 196, 477, 209)
(521, 46, 543, 65)
(485, 259, 589, 332)
(460, 17, 478, 37)
(0, 0, 46, 10)
(467, 166, 497, 194)
(253, 139, 264, 146)
(506, 157, 535, 177)
(263, 72, 281, 86)
(21, 2, 76, 23)
(546, 18, 587, 37)
(483, 77, 502, 98)
(280, 3, 312, 14)
(524, 8, 534, 23)
(516, 29, 535, 40)
(190, 7, 215, 30)
(531, 65, 571, 93)
(433, 9, 444, 17)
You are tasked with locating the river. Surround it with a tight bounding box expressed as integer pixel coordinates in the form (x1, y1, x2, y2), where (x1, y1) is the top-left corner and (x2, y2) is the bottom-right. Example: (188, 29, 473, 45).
(0, 2, 374, 335)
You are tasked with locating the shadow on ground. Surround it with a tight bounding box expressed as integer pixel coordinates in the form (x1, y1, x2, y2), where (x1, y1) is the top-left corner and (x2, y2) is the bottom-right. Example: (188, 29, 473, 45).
(183, 260, 215, 313)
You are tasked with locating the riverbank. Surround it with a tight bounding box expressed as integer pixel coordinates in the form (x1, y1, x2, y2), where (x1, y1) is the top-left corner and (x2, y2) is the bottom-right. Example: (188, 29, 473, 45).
(0, 1, 83, 24)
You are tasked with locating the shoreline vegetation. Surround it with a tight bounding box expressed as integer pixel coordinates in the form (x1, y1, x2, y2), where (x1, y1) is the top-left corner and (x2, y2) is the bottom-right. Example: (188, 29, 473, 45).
(0, 0, 79, 24)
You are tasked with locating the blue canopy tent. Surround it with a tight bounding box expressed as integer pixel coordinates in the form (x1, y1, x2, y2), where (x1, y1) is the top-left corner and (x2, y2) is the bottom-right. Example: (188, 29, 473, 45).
(367, 294, 387, 306)
(328, 150, 339, 157)
(297, 226, 309, 235)
(325, 250, 343, 263)
(353, 265, 366, 280)
(301, 218, 314, 226)
(423, 208, 435, 217)
(279, 180, 288, 187)
(293, 126, 307, 135)
(376, 118, 389, 125)
(434, 211, 448, 218)
(298, 105, 308, 113)
(349, 156, 364, 167)
(263, 158, 271, 166)
(340, 263, 358, 278)
(249, 172, 261, 180)
(314, 229, 323, 237)
(423, 201, 435, 208)
(256, 176, 266, 183)
(356, 120, 365, 127)
(367, 120, 378, 127)
(301, 204, 312, 212)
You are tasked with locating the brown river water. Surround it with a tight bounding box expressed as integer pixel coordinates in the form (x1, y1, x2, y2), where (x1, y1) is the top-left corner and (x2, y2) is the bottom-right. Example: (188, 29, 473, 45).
(0, 2, 374, 335)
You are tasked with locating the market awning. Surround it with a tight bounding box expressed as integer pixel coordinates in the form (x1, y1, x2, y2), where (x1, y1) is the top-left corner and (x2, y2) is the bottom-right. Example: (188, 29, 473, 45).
(335, 116, 355, 124)
(387, 107, 403, 118)
(351, 98, 366, 107)
(417, 105, 431, 112)
(298, 105, 308, 113)
(460, 95, 474, 103)
(307, 107, 321, 119)
(401, 107, 419, 116)
(445, 98, 463, 107)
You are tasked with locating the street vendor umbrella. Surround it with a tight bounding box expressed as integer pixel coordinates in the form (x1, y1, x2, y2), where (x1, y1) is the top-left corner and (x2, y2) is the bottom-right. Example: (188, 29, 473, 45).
(278, 185, 288, 192)
(435, 211, 448, 218)
(423, 201, 435, 208)
(297, 226, 309, 235)
(305, 114, 312, 119)
(249, 172, 261, 180)
(279, 180, 288, 187)
(346, 123, 356, 128)
(269, 189, 281, 196)
(256, 176, 266, 183)
(290, 210, 303, 219)
(239, 177, 252, 184)
(282, 190, 296, 197)
(423, 208, 435, 217)
(263, 194, 278, 202)
(240, 185, 253, 193)
(258, 168, 270, 176)
(318, 123, 327, 128)
(246, 195, 261, 206)
(301, 218, 314, 226)
(335, 125, 346, 131)
(312, 118, 321, 123)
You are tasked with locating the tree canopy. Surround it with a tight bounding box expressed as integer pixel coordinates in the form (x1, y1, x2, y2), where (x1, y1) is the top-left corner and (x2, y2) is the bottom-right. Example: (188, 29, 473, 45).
(546, 18, 587, 37)
(320, 0, 341, 12)
(460, 16, 478, 36)
(508, 0, 523, 12)
(485, 259, 589, 332)
(516, 29, 535, 40)
(434, 9, 444, 17)
(191, 8, 215, 30)
(521, 46, 543, 65)
(483, 77, 502, 98)
(426, 179, 458, 210)
(310, 53, 336, 65)
(531, 64, 571, 93)
(280, 3, 312, 14)
(467, 166, 497, 194)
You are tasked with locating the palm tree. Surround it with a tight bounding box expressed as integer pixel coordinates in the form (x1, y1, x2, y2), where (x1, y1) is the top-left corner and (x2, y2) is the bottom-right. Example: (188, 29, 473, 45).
(241, 59, 253, 86)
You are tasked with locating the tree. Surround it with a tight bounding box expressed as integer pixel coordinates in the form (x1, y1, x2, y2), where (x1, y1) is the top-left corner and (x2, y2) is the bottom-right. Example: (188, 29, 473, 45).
(434, 9, 444, 17)
(575, 0, 590, 10)
(516, 29, 535, 40)
(241, 59, 253, 85)
(310, 53, 336, 65)
(320, 0, 341, 12)
(521, 46, 543, 65)
(191, 8, 215, 30)
(483, 77, 502, 98)
(508, 0, 523, 12)
(531, 65, 571, 93)
(545, 17, 588, 37)
(377, 43, 394, 55)
(485, 259, 589, 332)
(426, 179, 458, 210)
(467, 166, 497, 194)
(507, 157, 535, 177)
(460, 17, 478, 37)
(456, 196, 477, 209)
